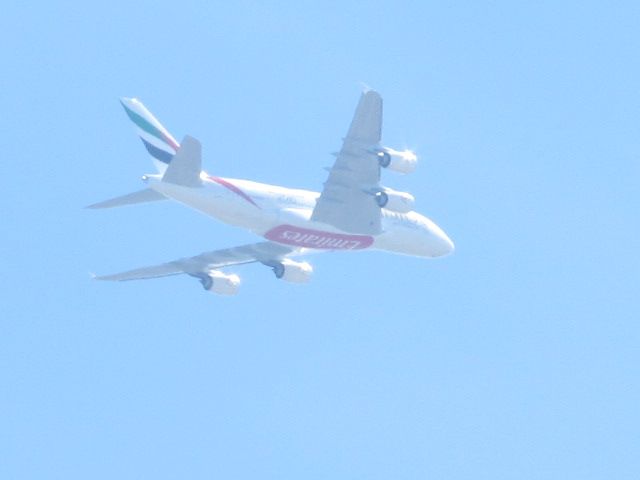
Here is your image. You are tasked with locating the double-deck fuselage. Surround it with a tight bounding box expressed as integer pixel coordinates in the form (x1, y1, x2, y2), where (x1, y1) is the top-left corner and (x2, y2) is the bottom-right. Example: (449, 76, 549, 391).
(149, 173, 455, 258)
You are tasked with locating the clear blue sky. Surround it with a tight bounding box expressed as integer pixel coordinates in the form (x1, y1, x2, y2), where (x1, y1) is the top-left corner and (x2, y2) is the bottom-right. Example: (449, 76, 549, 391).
(1, 1, 638, 478)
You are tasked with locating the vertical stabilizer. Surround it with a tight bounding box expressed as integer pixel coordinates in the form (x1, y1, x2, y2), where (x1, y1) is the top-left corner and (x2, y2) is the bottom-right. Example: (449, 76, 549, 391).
(120, 97, 181, 173)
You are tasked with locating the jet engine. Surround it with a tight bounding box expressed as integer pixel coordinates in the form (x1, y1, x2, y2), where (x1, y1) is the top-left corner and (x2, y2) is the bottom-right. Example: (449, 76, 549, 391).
(201, 270, 241, 295)
(376, 147, 418, 174)
(271, 259, 313, 283)
(374, 188, 415, 213)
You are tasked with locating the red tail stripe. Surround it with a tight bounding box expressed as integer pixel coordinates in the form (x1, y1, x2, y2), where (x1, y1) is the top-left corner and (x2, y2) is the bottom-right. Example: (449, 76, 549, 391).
(209, 176, 260, 208)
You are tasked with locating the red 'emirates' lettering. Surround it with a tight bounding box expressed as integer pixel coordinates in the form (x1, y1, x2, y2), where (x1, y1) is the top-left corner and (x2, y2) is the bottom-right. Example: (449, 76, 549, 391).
(264, 225, 374, 250)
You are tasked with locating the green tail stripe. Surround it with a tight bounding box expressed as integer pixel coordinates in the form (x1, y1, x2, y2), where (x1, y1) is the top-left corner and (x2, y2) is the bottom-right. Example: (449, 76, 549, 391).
(121, 102, 170, 147)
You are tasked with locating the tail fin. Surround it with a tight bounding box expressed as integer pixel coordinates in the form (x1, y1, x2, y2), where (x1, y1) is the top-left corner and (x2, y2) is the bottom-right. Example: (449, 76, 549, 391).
(120, 97, 181, 173)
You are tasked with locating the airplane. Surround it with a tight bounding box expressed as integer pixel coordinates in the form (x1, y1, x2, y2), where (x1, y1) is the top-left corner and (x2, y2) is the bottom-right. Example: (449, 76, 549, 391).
(90, 89, 454, 295)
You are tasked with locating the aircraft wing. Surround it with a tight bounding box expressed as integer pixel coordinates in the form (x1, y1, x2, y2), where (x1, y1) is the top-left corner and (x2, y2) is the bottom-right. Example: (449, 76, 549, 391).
(95, 241, 296, 281)
(311, 90, 383, 234)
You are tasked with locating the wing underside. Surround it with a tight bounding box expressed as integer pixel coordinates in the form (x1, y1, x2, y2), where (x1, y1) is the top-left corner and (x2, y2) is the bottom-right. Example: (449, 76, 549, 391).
(95, 241, 296, 282)
(310, 90, 383, 234)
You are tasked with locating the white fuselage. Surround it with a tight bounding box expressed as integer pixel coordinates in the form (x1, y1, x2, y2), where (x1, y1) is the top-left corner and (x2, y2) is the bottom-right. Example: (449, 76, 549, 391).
(148, 173, 454, 258)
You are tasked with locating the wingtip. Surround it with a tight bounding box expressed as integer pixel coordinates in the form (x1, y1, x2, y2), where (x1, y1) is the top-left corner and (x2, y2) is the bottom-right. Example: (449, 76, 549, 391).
(90, 271, 114, 281)
(359, 82, 380, 97)
(91, 274, 113, 281)
(119, 97, 141, 110)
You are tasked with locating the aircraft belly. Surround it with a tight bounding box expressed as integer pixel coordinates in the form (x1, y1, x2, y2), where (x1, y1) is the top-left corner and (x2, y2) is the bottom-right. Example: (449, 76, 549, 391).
(151, 182, 265, 231)
(150, 183, 449, 257)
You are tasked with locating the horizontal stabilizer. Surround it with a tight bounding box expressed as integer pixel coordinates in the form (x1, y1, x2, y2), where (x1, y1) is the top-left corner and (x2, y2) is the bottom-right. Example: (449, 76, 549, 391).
(86, 188, 166, 209)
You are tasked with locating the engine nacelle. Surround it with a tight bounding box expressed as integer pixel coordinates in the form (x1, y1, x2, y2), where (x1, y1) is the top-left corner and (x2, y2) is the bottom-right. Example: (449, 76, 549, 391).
(204, 270, 241, 295)
(272, 259, 313, 284)
(376, 148, 418, 174)
(374, 188, 415, 213)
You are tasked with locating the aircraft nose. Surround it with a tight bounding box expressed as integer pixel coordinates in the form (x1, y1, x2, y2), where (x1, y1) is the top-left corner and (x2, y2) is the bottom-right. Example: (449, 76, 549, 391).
(429, 224, 455, 257)
(440, 231, 455, 255)
(417, 215, 455, 257)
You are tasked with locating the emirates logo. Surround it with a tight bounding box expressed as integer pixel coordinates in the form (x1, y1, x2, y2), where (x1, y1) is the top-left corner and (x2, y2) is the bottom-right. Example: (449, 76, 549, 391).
(265, 225, 374, 250)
